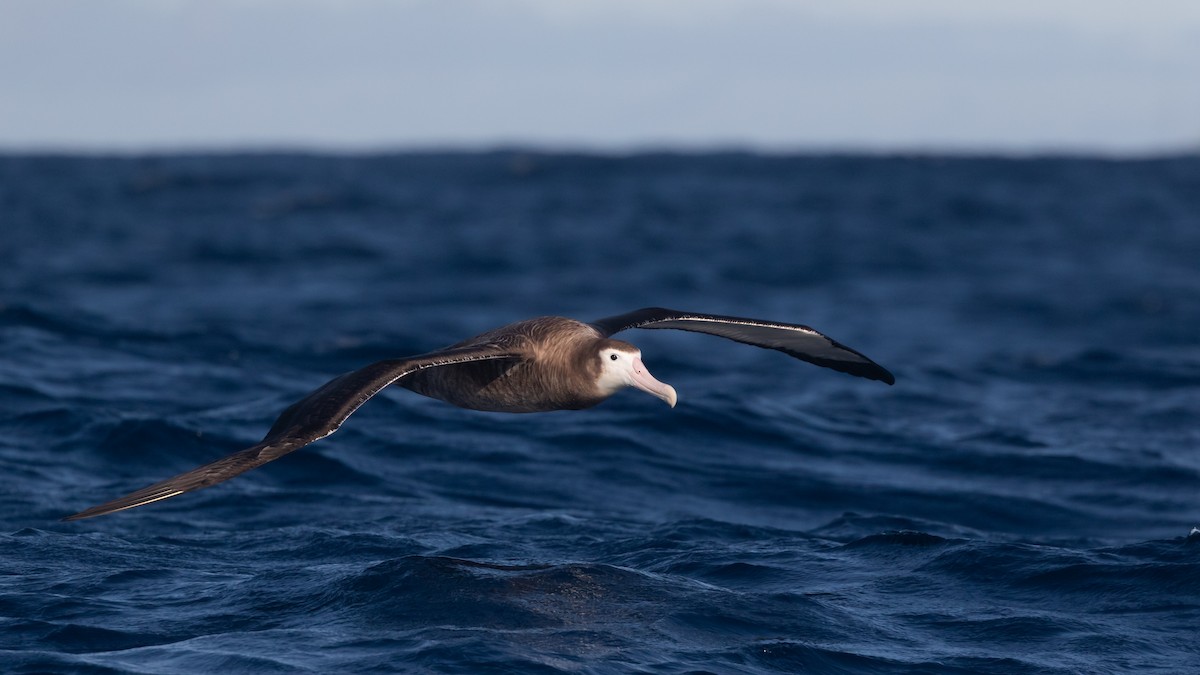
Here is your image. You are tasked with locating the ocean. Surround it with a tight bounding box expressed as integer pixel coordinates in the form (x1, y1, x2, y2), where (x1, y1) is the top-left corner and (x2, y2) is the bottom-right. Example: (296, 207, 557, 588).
(1, 152, 1198, 673)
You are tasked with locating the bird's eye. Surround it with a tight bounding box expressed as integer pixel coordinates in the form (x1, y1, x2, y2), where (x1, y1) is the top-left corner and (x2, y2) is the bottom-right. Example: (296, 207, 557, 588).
(609, 353, 619, 361)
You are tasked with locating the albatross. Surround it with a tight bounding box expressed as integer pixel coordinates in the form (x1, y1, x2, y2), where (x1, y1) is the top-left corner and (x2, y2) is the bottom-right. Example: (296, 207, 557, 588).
(63, 307, 894, 521)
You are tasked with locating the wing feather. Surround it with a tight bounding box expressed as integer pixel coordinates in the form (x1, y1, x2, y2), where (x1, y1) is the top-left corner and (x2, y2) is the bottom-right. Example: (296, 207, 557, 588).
(63, 345, 522, 521)
(591, 307, 894, 384)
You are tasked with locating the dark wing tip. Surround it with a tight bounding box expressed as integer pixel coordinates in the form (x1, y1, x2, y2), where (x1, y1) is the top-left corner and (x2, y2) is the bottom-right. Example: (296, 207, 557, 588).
(62, 509, 102, 522)
(864, 363, 896, 385)
(813, 337, 896, 385)
(810, 354, 895, 385)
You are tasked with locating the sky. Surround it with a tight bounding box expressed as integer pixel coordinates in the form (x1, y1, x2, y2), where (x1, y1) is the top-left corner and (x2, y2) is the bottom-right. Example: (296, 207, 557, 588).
(1, 0, 1198, 153)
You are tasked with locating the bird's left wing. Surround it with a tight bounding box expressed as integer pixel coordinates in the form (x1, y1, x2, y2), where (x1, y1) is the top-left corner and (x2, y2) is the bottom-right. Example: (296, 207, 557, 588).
(62, 344, 522, 521)
(591, 307, 894, 384)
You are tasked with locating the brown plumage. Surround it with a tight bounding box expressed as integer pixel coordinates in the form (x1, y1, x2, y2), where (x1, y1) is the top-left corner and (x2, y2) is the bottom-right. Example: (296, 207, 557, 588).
(63, 307, 893, 521)
(400, 317, 617, 412)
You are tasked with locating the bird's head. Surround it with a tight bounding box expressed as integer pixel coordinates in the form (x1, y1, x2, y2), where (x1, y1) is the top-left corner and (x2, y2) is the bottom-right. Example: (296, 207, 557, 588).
(594, 340, 677, 408)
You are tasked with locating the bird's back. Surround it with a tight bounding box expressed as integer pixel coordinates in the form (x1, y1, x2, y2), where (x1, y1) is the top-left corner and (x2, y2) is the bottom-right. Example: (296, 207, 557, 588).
(398, 317, 606, 412)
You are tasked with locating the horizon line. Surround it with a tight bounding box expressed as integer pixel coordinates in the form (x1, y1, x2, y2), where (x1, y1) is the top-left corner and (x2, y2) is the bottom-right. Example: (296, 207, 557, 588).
(2, 140, 1198, 161)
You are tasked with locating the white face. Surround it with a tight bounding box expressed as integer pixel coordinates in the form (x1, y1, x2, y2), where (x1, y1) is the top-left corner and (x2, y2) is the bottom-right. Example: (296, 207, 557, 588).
(596, 347, 638, 394)
(596, 347, 678, 407)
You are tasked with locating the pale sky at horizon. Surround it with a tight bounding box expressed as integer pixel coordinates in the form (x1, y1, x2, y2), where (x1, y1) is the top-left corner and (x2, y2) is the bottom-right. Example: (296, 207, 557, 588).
(2, 0, 1198, 153)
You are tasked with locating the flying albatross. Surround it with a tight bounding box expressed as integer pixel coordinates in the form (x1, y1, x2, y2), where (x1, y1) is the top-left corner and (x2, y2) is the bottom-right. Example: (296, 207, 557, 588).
(63, 307, 893, 521)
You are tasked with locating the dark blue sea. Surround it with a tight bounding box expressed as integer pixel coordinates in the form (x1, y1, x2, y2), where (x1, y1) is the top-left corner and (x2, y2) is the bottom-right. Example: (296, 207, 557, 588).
(2, 152, 1198, 673)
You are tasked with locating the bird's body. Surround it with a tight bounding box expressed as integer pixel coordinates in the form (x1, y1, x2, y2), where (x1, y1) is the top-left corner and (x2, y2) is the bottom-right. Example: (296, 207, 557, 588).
(400, 316, 612, 413)
(64, 307, 893, 521)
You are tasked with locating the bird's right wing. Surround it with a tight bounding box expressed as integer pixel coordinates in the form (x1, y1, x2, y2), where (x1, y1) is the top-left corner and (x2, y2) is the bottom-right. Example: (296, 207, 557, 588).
(62, 344, 523, 521)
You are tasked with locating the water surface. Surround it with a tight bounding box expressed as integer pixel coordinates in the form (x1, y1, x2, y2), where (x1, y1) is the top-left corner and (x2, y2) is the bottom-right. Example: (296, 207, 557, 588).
(1, 153, 1198, 673)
